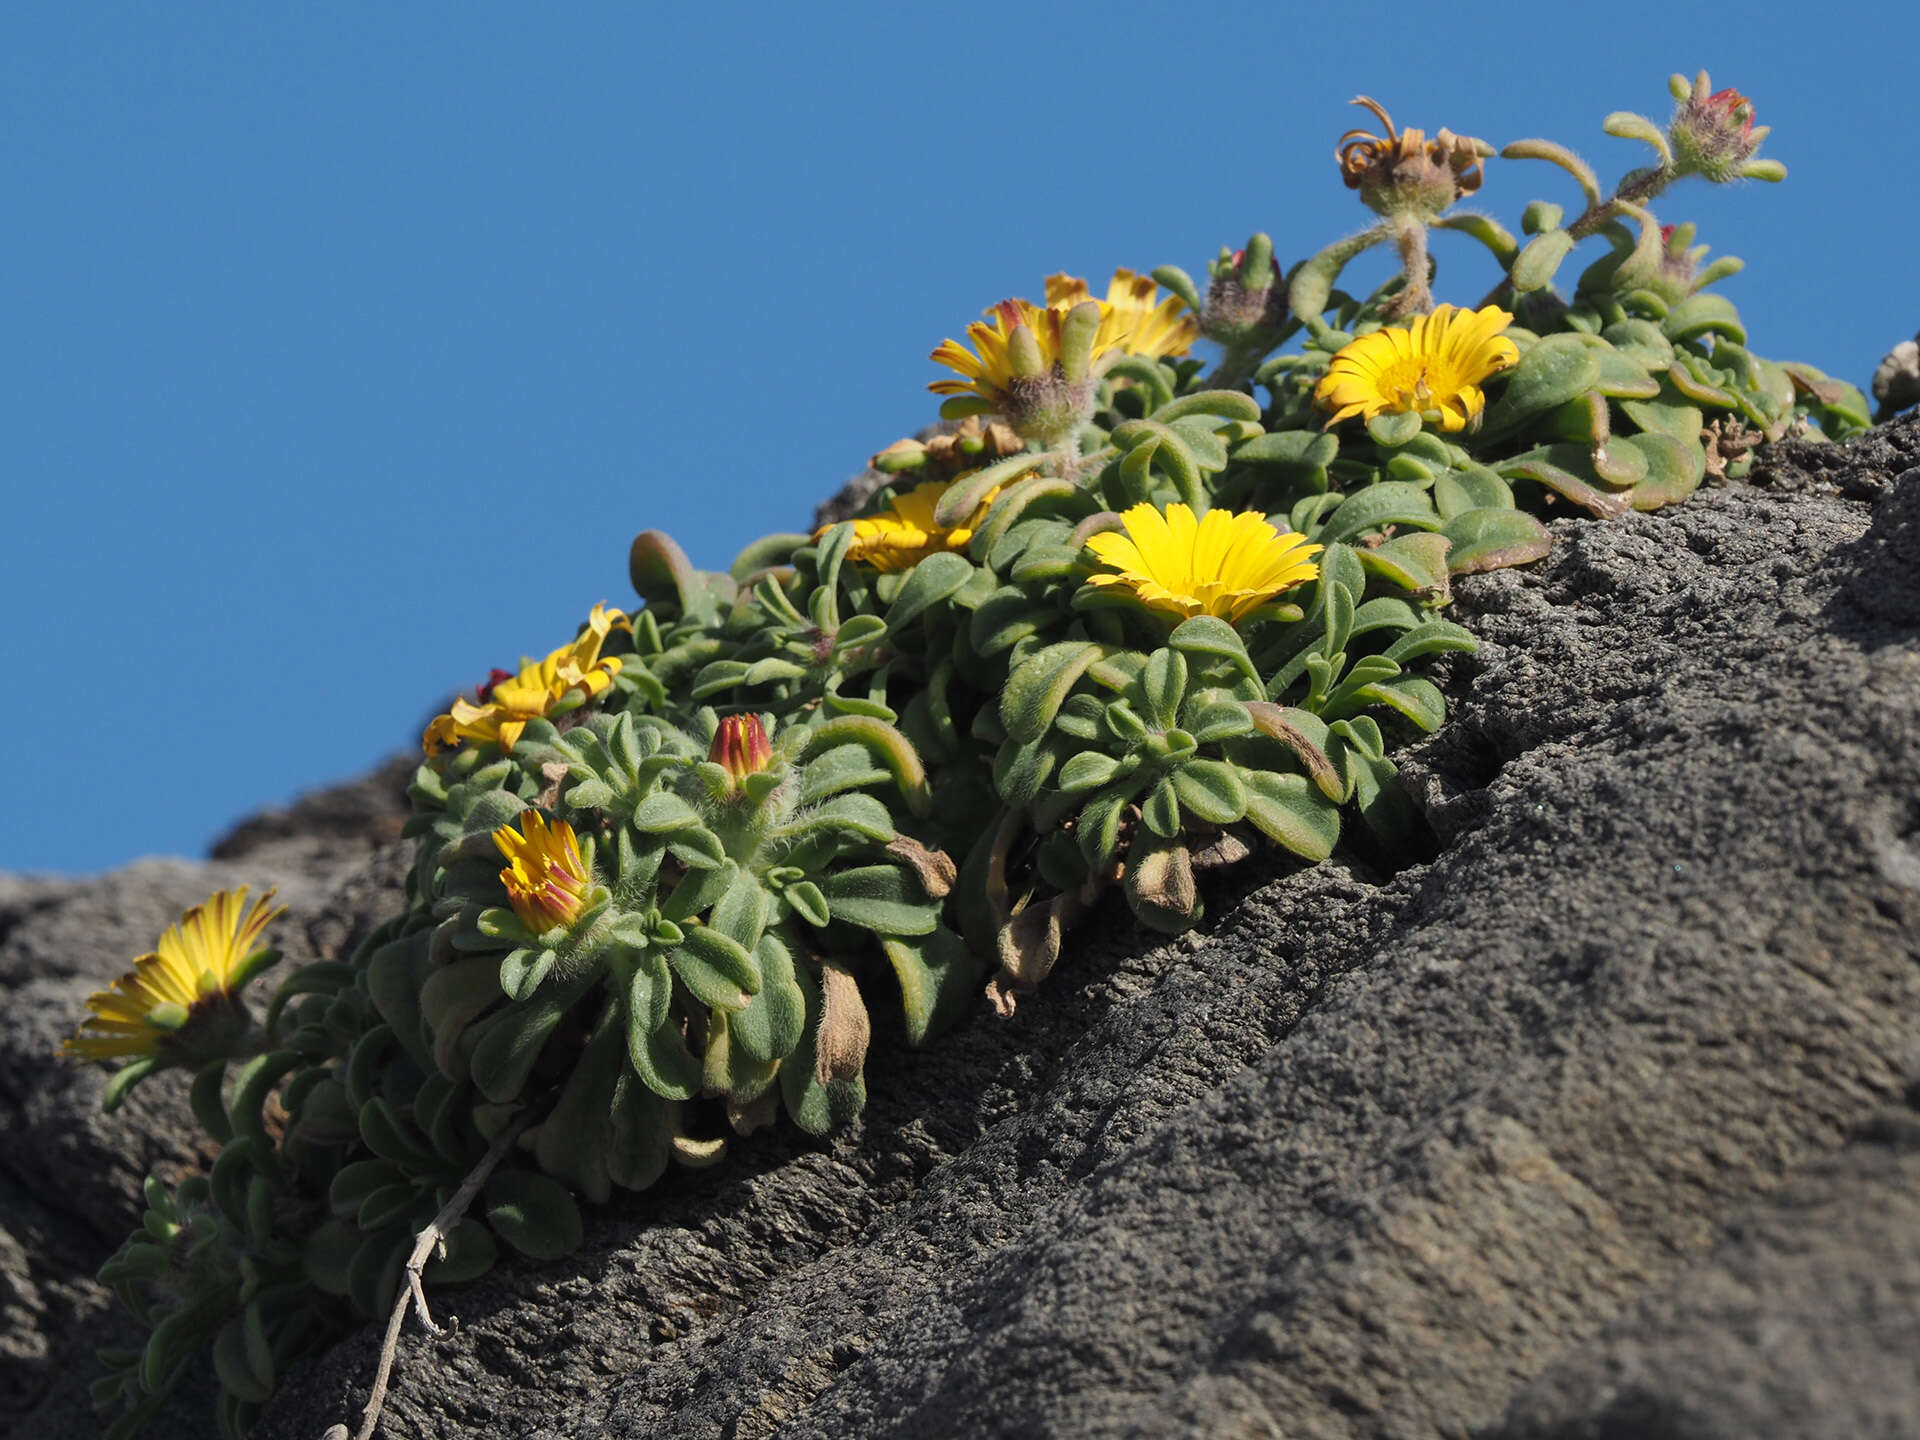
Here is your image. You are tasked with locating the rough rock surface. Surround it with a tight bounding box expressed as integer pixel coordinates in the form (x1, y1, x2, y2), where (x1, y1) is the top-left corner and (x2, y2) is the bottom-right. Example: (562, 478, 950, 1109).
(6, 418, 1920, 1440)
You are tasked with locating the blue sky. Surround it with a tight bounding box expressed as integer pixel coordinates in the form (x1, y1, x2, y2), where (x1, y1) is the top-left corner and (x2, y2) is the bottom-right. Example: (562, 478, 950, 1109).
(5, 2, 1914, 875)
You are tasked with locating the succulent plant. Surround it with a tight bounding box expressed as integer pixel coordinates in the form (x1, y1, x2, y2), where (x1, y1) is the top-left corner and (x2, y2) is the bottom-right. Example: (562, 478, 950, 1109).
(66, 72, 1870, 1439)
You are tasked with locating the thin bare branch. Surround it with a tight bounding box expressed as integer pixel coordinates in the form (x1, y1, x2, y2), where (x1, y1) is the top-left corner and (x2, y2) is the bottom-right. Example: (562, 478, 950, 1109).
(324, 1109, 535, 1440)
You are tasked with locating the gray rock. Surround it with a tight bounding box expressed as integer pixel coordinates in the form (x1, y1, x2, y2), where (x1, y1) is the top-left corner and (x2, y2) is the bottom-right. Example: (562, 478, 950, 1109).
(208, 754, 413, 866)
(1489, 1110, 1920, 1440)
(9, 420, 1920, 1439)
(1871, 331, 1920, 421)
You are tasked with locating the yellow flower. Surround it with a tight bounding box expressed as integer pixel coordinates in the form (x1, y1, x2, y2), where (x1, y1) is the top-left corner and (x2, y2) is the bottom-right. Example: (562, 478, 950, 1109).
(928, 298, 1134, 409)
(1314, 305, 1519, 432)
(425, 603, 629, 755)
(493, 812, 593, 934)
(833, 477, 1005, 573)
(64, 888, 285, 1063)
(1045, 269, 1199, 359)
(1084, 503, 1323, 625)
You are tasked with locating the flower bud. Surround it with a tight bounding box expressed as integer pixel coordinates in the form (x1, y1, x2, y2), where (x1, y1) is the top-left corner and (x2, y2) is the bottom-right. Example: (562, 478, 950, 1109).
(870, 437, 929, 474)
(929, 297, 1132, 448)
(1667, 72, 1770, 184)
(1203, 236, 1288, 345)
(710, 713, 774, 790)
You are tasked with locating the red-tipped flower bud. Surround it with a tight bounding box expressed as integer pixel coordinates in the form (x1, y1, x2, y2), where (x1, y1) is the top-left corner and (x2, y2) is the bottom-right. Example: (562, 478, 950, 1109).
(711, 714, 774, 790)
(1204, 235, 1288, 344)
(1668, 73, 1773, 183)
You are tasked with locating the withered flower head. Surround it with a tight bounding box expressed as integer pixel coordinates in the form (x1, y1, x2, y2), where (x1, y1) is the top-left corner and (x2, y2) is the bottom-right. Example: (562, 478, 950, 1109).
(1337, 96, 1489, 220)
(869, 416, 1025, 480)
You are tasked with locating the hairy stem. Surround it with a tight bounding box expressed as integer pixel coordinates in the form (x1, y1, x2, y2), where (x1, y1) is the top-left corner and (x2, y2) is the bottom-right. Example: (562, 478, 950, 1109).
(1380, 220, 1432, 320)
(1477, 164, 1677, 310)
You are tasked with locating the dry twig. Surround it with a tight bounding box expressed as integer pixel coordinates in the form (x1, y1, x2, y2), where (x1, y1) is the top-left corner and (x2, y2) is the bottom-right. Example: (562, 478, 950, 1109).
(320, 1110, 535, 1440)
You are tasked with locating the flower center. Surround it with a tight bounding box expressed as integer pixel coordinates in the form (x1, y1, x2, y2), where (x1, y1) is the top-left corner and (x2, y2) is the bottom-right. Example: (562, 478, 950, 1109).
(1378, 355, 1448, 412)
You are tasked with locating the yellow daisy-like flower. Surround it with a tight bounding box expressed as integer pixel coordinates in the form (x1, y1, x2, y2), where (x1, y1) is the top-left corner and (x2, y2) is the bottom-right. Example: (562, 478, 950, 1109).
(1084, 503, 1323, 625)
(63, 887, 285, 1063)
(425, 603, 630, 755)
(493, 812, 593, 934)
(928, 298, 1134, 407)
(832, 476, 1005, 573)
(1314, 304, 1519, 433)
(1045, 269, 1199, 360)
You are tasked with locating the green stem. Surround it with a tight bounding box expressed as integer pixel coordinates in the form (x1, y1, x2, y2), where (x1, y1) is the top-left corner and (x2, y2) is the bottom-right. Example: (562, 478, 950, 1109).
(1478, 164, 1677, 310)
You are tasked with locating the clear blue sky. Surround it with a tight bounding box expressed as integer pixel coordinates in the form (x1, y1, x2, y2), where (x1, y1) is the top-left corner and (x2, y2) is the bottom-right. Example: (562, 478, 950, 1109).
(5, 2, 1913, 874)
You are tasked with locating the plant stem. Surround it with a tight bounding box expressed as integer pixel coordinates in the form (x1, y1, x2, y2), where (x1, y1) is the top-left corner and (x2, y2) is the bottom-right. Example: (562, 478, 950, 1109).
(321, 1108, 536, 1440)
(1477, 165, 1678, 310)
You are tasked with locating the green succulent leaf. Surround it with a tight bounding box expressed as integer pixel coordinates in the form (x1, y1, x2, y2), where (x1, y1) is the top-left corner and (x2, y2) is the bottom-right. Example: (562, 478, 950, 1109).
(1142, 777, 1181, 838)
(1510, 228, 1576, 294)
(1313, 482, 1441, 547)
(1242, 770, 1342, 860)
(1167, 615, 1257, 685)
(798, 742, 891, 804)
(777, 792, 895, 847)
(1170, 759, 1248, 825)
(883, 550, 974, 631)
(1141, 647, 1188, 730)
(993, 734, 1060, 808)
(783, 879, 831, 928)
(627, 1000, 700, 1101)
(882, 929, 986, 1045)
(1057, 750, 1123, 793)
(1664, 292, 1746, 344)
(534, 1014, 626, 1205)
(801, 716, 932, 816)
(1441, 507, 1553, 574)
(708, 878, 772, 954)
(817, 864, 940, 936)
(606, 1069, 672, 1193)
(469, 979, 591, 1105)
(1003, 641, 1106, 744)
(499, 947, 556, 1002)
(484, 1172, 584, 1261)
(631, 791, 702, 833)
(1485, 334, 1603, 431)
(670, 925, 761, 1012)
(662, 860, 739, 923)
(1365, 410, 1424, 448)
(729, 930, 808, 1064)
